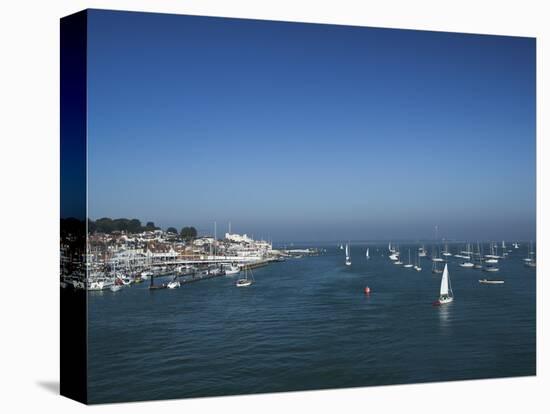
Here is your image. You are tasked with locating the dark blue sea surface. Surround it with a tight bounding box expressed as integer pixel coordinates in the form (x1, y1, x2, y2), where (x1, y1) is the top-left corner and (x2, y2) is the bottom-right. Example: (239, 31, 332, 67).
(87, 243, 536, 403)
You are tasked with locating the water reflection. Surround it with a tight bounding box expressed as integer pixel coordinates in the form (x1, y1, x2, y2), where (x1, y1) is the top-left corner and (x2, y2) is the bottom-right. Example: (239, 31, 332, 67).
(438, 303, 452, 329)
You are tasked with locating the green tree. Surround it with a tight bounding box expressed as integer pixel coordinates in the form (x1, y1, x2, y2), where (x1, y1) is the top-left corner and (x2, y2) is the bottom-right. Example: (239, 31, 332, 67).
(166, 227, 178, 234)
(87, 218, 97, 233)
(95, 217, 114, 233)
(180, 226, 197, 241)
(145, 221, 158, 231)
(127, 219, 142, 234)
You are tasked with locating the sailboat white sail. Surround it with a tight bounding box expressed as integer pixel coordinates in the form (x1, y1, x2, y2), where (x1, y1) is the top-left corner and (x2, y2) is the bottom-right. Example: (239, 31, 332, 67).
(404, 249, 413, 268)
(435, 263, 453, 305)
(459, 244, 474, 267)
(236, 265, 254, 287)
(413, 249, 422, 271)
(366, 248, 370, 259)
(345, 243, 352, 266)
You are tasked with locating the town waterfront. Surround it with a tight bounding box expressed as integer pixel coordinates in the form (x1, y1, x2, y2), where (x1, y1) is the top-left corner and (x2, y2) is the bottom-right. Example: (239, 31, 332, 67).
(86, 243, 536, 404)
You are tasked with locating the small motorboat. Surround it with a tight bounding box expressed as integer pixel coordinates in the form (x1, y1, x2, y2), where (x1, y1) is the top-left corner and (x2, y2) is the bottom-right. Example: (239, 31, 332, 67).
(459, 262, 475, 268)
(167, 280, 181, 289)
(479, 279, 504, 284)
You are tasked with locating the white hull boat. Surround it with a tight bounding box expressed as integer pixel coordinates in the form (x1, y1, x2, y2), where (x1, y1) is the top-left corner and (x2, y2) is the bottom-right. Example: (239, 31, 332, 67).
(483, 266, 499, 272)
(224, 265, 241, 275)
(479, 279, 504, 284)
(167, 281, 181, 289)
(236, 279, 252, 287)
(236, 265, 254, 287)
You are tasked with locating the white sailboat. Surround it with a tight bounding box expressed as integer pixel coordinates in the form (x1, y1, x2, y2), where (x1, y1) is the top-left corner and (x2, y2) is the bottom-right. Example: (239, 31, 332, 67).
(524, 241, 536, 267)
(404, 249, 413, 268)
(431, 261, 442, 274)
(393, 245, 403, 264)
(434, 263, 453, 305)
(459, 245, 475, 267)
(474, 242, 483, 269)
(413, 250, 422, 271)
(431, 245, 444, 262)
(366, 248, 370, 260)
(236, 265, 254, 287)
(345, 243, 352, 266)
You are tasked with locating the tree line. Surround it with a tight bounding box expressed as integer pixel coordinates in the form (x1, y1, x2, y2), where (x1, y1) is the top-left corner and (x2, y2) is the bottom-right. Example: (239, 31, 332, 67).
(88, 217, 197, 240)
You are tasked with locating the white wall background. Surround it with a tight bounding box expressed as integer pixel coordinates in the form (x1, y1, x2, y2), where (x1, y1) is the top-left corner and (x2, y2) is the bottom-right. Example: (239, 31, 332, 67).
(0, 0, 547, 412)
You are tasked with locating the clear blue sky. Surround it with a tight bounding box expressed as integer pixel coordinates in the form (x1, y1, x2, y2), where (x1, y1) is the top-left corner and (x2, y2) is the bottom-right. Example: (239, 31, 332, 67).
(87, 9, 536, 242)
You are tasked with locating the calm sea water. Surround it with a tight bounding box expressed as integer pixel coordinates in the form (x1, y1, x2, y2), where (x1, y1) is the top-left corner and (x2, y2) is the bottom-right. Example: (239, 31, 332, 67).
(87, 243, 536, 404)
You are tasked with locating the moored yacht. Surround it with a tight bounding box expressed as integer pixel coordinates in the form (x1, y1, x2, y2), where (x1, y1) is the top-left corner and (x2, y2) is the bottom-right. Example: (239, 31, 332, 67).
(224, 264, 241, 275)
(403, 249, 413, 268)
(418, 245, 427, 257)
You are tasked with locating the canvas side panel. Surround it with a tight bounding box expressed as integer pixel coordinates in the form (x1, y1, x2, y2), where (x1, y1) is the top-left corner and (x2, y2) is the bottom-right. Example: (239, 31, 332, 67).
(60, 9, 88, 404)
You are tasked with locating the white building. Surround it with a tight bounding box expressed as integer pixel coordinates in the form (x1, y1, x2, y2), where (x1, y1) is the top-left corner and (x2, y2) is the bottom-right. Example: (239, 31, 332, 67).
(225, 233, 253, 244)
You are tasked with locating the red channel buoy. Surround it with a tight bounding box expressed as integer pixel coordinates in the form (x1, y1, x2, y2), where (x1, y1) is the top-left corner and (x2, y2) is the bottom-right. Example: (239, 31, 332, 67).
(364, 286, 371, 294)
